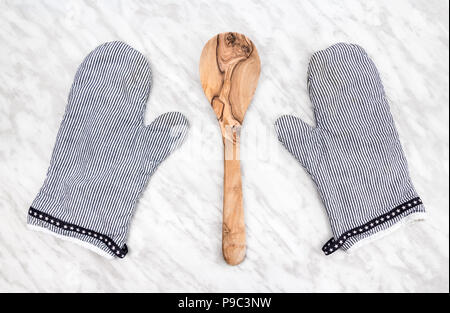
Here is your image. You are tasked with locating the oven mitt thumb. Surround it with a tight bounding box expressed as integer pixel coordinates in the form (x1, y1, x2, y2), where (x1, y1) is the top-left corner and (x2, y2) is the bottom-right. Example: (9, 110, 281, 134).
(27, 41, 189, 259)
(274, 43, 425, 255)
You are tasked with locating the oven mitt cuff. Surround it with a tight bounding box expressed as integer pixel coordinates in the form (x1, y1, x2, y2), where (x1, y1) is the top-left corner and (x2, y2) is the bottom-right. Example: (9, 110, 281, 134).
(27, 41, 189, 259)
(274, 43, 425, 255)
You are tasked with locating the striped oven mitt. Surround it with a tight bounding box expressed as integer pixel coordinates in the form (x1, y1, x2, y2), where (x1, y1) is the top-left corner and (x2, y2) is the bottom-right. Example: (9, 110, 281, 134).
(275, 43, 425, 255)
(27, 41, 189, 259)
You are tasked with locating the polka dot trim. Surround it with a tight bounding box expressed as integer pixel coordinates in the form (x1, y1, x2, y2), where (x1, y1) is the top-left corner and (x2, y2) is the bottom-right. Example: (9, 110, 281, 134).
(28, 207, 128, 258)
(322, 197, 423, 255)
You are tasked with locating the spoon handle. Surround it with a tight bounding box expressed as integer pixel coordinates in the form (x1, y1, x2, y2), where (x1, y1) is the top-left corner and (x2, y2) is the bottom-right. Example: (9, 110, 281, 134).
(222, 131, 246, 265)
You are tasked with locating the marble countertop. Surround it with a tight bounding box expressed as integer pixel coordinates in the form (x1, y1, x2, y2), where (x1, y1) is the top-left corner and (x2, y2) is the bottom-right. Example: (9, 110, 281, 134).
(0, 0, 448, 292)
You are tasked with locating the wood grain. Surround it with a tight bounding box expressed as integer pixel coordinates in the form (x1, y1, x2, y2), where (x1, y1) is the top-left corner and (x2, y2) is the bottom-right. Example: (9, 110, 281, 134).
(200, 32, 261, 265)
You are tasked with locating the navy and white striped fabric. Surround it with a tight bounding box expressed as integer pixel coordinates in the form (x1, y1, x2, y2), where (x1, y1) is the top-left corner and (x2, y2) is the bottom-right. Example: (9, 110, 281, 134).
(27, 41, 189, 258)
(275, 43, 425, 255)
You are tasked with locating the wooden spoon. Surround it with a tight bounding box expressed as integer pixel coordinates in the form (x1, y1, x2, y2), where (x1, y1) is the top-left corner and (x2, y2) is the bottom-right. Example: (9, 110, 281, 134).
(199, 32, 261, 265)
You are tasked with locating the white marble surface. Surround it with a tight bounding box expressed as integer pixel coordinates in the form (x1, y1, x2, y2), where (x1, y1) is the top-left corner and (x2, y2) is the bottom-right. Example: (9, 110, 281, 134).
(0, 0, 448, 293)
